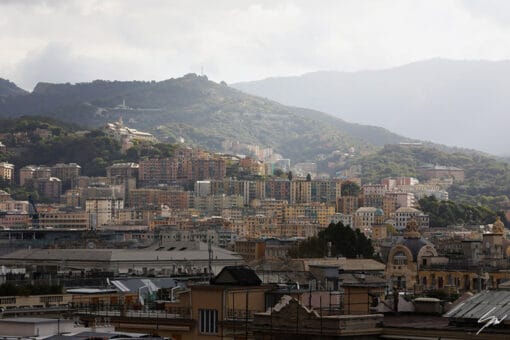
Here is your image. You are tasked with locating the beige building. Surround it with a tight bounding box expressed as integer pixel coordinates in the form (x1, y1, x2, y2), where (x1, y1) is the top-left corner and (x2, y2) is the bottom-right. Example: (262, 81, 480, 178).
(0, 162, 14, 183)
(86, 197, 124, 228)
(51, 163, 81, 181)
(0, 190, 11, 202)
(385, 219, 438, 290)
(394, 207, 429, 230)
(0, 199, 28, 212)
(290, 180, 312, 204)
(283, 203, 335, 227)
(39, 210, 89, 229)
(354, 207, 378, 229)
(0, 294, 72, 310)
(19, 165, 52, 186)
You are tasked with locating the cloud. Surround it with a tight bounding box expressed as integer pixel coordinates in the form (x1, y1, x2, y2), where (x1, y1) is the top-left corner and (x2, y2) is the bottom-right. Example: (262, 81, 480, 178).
(2, 0, 510, 89)
(13, 42, 139, 89)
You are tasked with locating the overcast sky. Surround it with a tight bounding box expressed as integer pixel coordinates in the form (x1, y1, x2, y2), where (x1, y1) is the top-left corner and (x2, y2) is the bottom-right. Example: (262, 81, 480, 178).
(2, 0, 510, 90)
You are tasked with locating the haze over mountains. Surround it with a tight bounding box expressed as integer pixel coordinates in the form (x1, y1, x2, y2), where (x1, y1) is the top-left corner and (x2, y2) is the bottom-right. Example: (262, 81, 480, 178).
(233, 59, 510, 155)
(0, 74, 407, 163)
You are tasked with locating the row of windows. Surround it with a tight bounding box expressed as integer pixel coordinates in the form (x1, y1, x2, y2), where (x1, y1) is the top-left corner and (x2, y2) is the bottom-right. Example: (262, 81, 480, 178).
(0, 297, 16, 304)
(40, 296, 64, 303)
(393, 251, 408, 265)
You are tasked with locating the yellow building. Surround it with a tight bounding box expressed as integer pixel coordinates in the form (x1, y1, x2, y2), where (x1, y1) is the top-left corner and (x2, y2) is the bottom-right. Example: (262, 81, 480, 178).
(385, 218, 438, 290)
(283, 203, 335, 227)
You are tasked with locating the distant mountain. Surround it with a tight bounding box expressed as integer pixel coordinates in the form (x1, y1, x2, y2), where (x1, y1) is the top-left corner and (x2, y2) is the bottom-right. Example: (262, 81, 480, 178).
(0, 74, 410, 165)
(233, 59, 510, 155)
(0, 78, 28, 97)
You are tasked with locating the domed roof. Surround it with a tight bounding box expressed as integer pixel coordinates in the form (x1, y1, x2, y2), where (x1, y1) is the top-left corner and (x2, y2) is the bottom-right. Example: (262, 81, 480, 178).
(399, 237, 434, 261)
(375, 208, 384, 216)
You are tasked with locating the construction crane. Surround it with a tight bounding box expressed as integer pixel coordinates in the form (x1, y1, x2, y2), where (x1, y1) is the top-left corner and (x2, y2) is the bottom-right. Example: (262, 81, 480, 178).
(28, 195, 39, 229)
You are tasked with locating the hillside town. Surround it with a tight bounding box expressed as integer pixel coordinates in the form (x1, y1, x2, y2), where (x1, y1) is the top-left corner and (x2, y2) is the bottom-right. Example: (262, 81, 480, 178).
(4, 1, 510, 338)
(0, 120, 509, 339)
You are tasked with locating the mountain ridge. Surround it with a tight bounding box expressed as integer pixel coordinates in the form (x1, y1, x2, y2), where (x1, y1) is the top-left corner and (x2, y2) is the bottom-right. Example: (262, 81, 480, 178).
(0, 78, 29, 97)
(0, 74, 410, 169)
(232, 58, 510, 154)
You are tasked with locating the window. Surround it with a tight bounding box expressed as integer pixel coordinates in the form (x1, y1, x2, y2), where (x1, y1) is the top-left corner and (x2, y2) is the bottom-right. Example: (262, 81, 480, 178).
(199, 309, 218, 334)
(393, 251, 408, 265)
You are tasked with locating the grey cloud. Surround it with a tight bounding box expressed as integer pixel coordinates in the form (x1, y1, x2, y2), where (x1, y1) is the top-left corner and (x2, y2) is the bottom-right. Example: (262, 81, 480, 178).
(14, 42, 139, 89)
(2, 0, 510, 90)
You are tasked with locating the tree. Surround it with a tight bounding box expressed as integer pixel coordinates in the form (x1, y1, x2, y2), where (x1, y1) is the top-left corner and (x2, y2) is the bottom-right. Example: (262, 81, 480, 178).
(341, 181, 360, 197)
(418, 195, 506, 227)
(288, 171, 293, 181)
(306, 173, 312, 181)
(288, 222, 374, 259)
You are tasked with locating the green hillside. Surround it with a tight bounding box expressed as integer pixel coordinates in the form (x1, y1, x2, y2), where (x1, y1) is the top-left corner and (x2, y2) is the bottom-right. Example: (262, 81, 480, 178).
(348, 144, 510, 210)
(0, 74, 409, 165)
(0, 116, 178, 177)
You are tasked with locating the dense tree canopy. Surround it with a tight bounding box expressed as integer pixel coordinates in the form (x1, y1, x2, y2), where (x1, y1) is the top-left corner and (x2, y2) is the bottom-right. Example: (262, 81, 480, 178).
(0, 117, 179, 177)
(348, 144, 510, 210)
(418, 195, 506, 228)
(288, 222, 374, 259)
(340, 181, 361, 197)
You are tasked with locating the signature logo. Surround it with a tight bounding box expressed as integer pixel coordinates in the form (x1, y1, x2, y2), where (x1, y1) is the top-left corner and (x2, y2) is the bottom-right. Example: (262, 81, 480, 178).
(477, 307, 508, 335)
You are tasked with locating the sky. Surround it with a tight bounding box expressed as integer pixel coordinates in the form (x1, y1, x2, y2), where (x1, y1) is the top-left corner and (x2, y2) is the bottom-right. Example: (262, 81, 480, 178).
(2, 0, 510, 90)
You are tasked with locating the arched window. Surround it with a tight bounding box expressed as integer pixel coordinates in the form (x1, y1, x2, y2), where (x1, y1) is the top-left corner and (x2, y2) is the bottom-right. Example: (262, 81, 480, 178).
(393, 251, 408, 265)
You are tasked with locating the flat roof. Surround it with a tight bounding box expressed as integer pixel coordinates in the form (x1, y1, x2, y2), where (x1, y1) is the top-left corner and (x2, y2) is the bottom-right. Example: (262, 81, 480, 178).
(0, 317, 71, 324)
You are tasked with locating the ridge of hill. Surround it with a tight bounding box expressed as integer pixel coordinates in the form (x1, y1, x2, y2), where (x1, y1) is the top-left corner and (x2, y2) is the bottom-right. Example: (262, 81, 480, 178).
(0, 74, 410, 166)
(0, 78, 28, 97)
(233, 59, 510, 155)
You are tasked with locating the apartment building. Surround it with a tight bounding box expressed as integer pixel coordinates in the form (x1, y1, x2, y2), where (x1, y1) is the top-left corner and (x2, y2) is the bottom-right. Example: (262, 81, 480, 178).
(85, 197, 124, 228)
(39, 210, 89, 229)
(265, 179, 290, 201)
(0, 162, 14, 184)
(19, 165, 51, 186)
(289, 180, 312, 204)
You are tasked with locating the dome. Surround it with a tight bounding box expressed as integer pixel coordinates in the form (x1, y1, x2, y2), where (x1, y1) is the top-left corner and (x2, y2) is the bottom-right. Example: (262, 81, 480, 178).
(400, 237, 433, 261)
(375, 208, 384, 216)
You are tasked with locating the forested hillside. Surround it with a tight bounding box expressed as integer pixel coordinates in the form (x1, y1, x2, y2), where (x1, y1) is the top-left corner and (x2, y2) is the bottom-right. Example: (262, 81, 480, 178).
(0, 74, 408, 164)
(349, 144, 510, 209)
